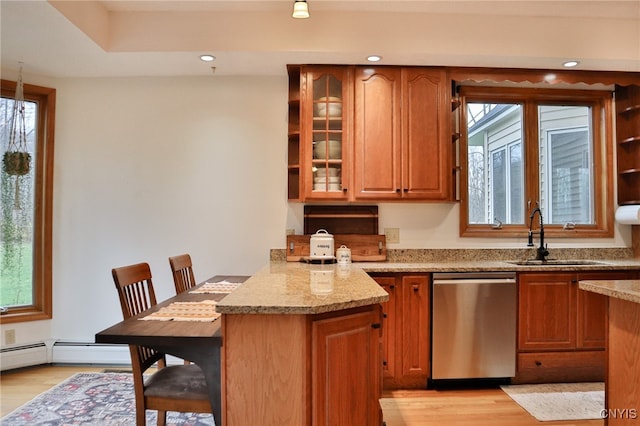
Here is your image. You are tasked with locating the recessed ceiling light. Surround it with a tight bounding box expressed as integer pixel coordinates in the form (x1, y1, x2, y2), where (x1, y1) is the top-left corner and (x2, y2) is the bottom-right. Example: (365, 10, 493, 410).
(562, 60, 579, 68)
(367, 55, 382, 62)
(200, 55, 216, 62)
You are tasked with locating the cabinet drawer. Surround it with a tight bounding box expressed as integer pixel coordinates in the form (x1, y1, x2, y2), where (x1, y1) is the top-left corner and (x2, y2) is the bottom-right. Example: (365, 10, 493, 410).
(514, 351, 604, 384)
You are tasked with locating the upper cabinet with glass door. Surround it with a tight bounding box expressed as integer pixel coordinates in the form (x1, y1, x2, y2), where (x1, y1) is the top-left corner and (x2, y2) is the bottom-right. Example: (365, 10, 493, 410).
(302, 66, 352, 200)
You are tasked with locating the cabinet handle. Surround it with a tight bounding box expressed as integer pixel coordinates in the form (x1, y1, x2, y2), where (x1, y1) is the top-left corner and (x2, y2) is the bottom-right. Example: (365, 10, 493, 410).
(404, 188, 408, 192)
(371, 323, 382, 329)
(395, 188, 401, 193)
(383, 313, 387, 318)
(413, 284, 419, 292)
(389, 285, 395, 289)
(535, 360, 542, 366)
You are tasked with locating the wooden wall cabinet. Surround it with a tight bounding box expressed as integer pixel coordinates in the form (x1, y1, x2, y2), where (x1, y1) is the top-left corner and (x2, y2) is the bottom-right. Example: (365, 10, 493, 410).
(615, 84, 640, 205)
(353, 67, 452, 201)
(288, 65, 352, 201)
(371, 273, 430, 389)
(515, 270, 637, 384)
(287, 65, 452, 202)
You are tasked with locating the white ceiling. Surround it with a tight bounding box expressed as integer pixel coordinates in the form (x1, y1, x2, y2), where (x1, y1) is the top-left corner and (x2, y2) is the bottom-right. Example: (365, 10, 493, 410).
(1, 0, 639, 78)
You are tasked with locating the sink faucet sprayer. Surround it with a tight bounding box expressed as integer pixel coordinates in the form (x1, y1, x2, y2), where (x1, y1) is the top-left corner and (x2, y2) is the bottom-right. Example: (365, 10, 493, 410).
(528, 205, 549, 261)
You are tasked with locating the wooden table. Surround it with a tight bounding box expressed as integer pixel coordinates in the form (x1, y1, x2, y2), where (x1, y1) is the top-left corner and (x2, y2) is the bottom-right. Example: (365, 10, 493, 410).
(95, 275, 249, 426)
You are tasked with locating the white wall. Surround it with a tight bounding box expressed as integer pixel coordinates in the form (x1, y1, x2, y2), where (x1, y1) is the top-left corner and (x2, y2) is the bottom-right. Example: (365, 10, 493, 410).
(0, 72, 632, 354)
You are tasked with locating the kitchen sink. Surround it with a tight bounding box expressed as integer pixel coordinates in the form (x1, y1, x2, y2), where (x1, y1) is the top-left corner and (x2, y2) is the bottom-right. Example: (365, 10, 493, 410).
(507, 259, 610, 266)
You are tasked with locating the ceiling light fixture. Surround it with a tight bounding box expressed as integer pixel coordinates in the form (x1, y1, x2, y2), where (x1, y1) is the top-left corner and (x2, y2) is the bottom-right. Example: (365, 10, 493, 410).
(292, 0, 309, 19)
(200, 54, 216, 62)
(367, 55, 382, 62)
(562, 60, 580, 68)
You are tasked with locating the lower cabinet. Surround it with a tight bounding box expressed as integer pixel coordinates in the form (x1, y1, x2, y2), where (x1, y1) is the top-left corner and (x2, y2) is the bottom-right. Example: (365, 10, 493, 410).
(515, 270, 637, 384)
(312, 306, 382, 425)
(370, 273, 430, 389)
(222, 305, 382, 426)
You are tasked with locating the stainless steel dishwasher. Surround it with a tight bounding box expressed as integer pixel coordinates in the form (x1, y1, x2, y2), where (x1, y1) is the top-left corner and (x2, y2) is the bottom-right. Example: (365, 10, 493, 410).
(431, 272, 517, 380)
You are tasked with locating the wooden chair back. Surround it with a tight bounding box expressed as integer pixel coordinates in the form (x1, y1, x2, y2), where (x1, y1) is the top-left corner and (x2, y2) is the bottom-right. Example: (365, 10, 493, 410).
(111, 262, 212, 425)
(111, 262, 167, 370)
(169, 253, 197, 294)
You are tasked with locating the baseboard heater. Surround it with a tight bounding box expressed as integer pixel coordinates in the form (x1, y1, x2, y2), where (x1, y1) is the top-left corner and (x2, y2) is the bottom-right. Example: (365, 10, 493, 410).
(0, 342, 48, 371)
(52, 341, 131, 365)
(1, 341, 186, 371)
(52, 341, 184, 366)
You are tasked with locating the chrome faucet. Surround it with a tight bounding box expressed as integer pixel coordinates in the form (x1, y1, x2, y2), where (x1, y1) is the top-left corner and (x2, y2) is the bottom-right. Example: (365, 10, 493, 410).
(528, 206, 549, 261)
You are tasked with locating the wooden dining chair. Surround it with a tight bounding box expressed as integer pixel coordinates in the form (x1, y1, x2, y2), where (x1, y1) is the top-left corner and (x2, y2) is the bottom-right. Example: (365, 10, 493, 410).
(111, 262, 212, 426)
(168, 253, 197, 294)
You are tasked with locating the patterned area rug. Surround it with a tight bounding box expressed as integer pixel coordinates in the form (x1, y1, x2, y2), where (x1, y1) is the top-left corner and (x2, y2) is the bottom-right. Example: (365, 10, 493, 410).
(1, 372, 215, 425)
(501, 382, 604, 421)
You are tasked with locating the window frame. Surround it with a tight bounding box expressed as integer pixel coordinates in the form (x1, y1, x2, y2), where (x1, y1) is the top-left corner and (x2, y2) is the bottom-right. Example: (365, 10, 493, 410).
(458, 86, 614, 239)
(0, 79, 55, 323)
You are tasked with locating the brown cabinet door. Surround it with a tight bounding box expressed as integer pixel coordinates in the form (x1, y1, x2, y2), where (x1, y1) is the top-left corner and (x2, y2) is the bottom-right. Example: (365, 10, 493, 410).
(312, 307, 381, 426)
(302, 66, 352, 201)
(402, 68, 451, 200)
(354, 67, 402, 199)
(518, 273, 577, 351)
(400, 275, 430, 382)
(372, 275, 398, 380)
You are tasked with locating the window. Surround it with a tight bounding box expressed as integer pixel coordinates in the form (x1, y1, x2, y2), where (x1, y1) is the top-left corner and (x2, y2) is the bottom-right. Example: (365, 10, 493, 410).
(459, 86, 613, 238)
(0, 79, 55, 323)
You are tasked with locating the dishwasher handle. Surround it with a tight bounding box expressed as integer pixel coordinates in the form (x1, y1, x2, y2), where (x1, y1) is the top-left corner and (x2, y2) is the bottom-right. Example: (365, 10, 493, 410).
(433, 278, 516, 285)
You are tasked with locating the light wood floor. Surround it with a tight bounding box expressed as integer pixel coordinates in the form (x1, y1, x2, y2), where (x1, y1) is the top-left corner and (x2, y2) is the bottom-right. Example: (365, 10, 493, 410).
(1, 365, 604, 426)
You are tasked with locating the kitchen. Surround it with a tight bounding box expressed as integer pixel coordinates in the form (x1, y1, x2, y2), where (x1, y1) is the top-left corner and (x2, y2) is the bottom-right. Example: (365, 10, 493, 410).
(1, 0, 640, 424)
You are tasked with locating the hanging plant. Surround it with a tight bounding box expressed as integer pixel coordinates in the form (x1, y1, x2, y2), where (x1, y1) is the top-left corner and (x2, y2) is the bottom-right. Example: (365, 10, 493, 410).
(3, 151, 31, 176)
(3, 63, 31, 177)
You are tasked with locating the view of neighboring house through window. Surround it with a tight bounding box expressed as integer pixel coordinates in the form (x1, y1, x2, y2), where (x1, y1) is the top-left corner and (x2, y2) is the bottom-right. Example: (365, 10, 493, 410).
(460, 86, 610, 238)
(541, 106, 593, 225)
(467, 103, 524, 225)
(0, 79, 54, 323)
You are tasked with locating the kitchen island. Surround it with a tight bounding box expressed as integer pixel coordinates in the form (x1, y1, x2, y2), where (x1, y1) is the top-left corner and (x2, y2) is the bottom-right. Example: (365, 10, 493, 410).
(216, 262, 389, 426)
(578, 279, 640, 425)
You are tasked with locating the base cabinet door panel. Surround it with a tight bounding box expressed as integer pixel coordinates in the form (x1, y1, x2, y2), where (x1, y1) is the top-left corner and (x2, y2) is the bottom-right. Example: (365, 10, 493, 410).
(518, 273, 576, 351)
(312, 307, 382, 426)
(400, 275, 430, 380)
(375, 276, 398, 381)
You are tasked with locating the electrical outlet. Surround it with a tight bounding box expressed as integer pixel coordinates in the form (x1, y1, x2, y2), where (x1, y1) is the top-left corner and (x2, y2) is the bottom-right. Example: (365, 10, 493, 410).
(385, 228, 400, 244)
(5, 329, 16, 345)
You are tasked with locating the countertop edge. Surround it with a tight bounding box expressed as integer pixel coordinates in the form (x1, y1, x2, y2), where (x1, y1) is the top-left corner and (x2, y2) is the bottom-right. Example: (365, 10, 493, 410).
(579, 280, 640, 304)
(218, 295, 389, 315)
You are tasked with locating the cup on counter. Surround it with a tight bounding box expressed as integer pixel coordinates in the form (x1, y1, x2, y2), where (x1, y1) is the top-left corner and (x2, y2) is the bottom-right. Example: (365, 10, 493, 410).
(336, 245, 351, 264)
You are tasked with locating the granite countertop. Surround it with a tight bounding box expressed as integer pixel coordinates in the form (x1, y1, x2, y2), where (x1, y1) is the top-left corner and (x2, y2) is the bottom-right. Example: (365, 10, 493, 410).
(215, 262, 389, 315)
(579, 280, 640, 304)
(217, 254, 640, 315)
(358, 258, 640, 273)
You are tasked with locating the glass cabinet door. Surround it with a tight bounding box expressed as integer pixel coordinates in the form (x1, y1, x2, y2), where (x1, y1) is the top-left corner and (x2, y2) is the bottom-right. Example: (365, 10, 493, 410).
(304, 67, 350, 199)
